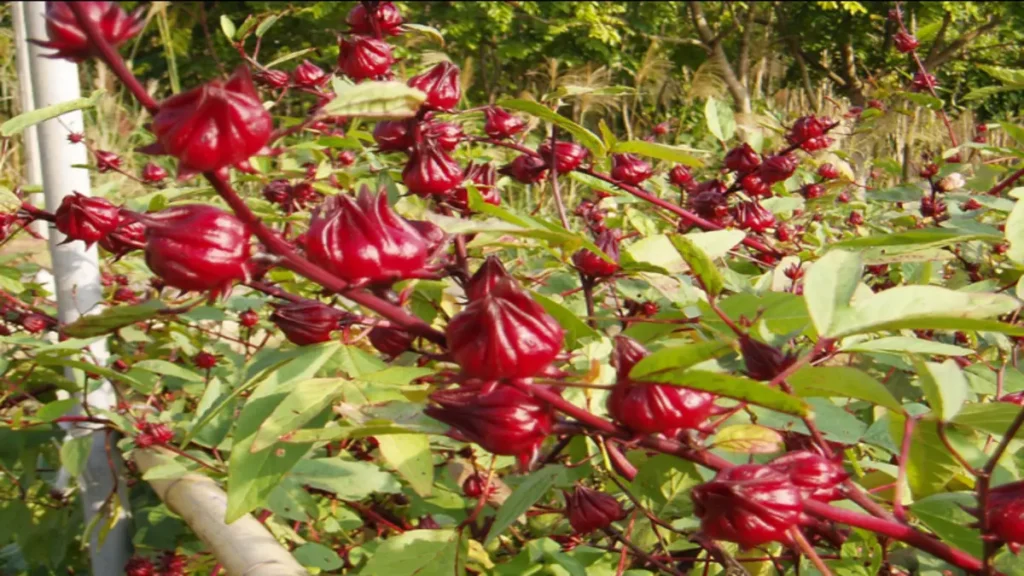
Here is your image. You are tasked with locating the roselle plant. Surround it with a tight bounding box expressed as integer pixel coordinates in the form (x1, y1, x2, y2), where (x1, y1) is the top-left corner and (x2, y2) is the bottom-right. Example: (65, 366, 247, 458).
(4, 1, 1024, 575)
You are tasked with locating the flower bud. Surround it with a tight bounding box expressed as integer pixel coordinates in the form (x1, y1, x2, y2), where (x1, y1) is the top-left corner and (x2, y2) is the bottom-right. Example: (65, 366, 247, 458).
(691, 464, 803, 548)
(484, 107, 526, 140)
(141, 162, 168, 183)
(564, 485, 626, 534)
(847, 211, 864, 226)
(669, 165, 694, 188)
(450, 162, 499, 211)
(67, 132, 85, 144)
(985, 480, 1024, 553)
(21, 313, 51, 334)
(347, 1, 404, 36)
(461, 473, 495, 498)
(262, 180, 291, 205)
(893, 31, 919, 53)
(739, 335, 795, 382)
(936, 172, 965, 193)
(653, 121, 670, 136)
(801, 183, 825, 200)
(305, 186, 432, 284)
(733, 201, 775, 233)
(446, 279, 564, 380)
(912, 72, 938, 92)
(817, 163, 839, 180)
(33, 1, 144, 62)
(408, 62, 461, 111)
(610, 335, 649, 382)
(425, 382, 555, 470)
(768, 451, 848, 502)
(403, 142, 463, 197)
(193, 352, 218, 369)
(270, 301, 352, 346)
(54, 192, 121, 246)
(338, 35, 395, 81)
(724, 143, 761, 173)
(499, 154, 548, 184)
(98, 211, 146, 258)
(775, 224, 795, 242)
(465, 256, 511, 300)
(610, 153, 653, 185)
(151, 67, 272, 177)
(920, 163, 939, 179)
(292, 59, 328, 87)
(143, 205, 252, 295)
(999, 391, 1024, 405)
(538, 141, 589, 173)
(124, 557, 155, 576)
(759, 155, 797, 184)
(572, 230, 620, 278)
(369, 326, 414, 357)
(688, 183, 729, 222)
(95, 150, 121, 173)
(239, 309, 259, 328)
(423, 121, 464, 152)
(740, 173, 772, 198)
(255, 69, 290, 89)
(373, 120, 413, 153)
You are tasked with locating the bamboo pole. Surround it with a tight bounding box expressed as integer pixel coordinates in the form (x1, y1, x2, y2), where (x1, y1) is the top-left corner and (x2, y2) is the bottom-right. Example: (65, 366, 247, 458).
(134, 449, 309, 576)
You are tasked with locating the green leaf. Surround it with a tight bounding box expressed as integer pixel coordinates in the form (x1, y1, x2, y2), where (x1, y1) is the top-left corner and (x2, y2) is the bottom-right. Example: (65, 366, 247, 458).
(0, 90, 103, 137)
(704, 97, 735, 142)
(830, 286, 1021, 338)
(904, 92, 943, 110)
(251, 378, 347, 452)
(219, 14, 236, 40)
(610, 140, 703, 168)
(804, 250, 862, 337)
(640, 371, 811, 417)
(324, 81, 427, 119)
(376, 434, 434, 497)
(833, 227, 1001, 249)
(529, 291, 600, 350)
(787, 366, 903, 412)
(466, 187, 605, 254)
(485, 466, 564, 545)
(598, 119, 618, 148)
(33, 399, 77, 422)
(629, 340, 731, 379)
(287, 458, 401, 499)
(403, 23, 445, 46)
(254, 14, 280, 37)
(999, 122, 1024, 149)
(497, 98, 606, 158)
(59, 436, 92, 478)
(711, 424, 783, 454)
(668, 234, 724, 296)
(980, 65, 1024, 85)
(953, 403, 1024, 438)
(840, 337, 972, 357)
(293, 542, 343, 571)
(61, 299, 170, 338)
(263, 47, 318, 69)
(0, 187, 20, 212)
(361, 529, 464, 576)
(915, 359, 969, 422)
(889, 415, 961, 497)
(224, 343, 340, 522)
(909, 493, 984, 558)
(964, 84, 1024, 102)
(1006, 197, 1024, 265)
(132, 359, 204, 383)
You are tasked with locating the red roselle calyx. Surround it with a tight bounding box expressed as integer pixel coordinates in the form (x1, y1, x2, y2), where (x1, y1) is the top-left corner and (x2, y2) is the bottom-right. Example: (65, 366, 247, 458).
(33, 1, 145, 62)
(538, 141, 589, 173)
(239, 309, 259, 328)
(368, 326, 414, 357)
(484, 107, 526, 140)
(563, 485, 626, 534)
(255, 69, 290, 90)
(733, 201, 775, 233)
(20, 313, 51, 334)
(817, 163, 840, 180)
(606, 336, 718, 435)
(292, 59, 328, 87)
(408, 62, 461, 111)
(193, 352, 218, 369)
(462, 473, 495, 498)
(724, 143, 762, 173)
(124, 557, 155, 576)
(986, 480, 1024, 553)
(54, 192, 120, 246)
(669, 165, 694, 189)
(802, 183, 826, 200)
(141, 162, 168, 183)
(759, 155, 798, 184)
(787, 116, 833, 152)
(373, 120, 413, 153)
(94, 150, 121, 173)
(98, 211, 146, 258)
(999, 391, 1024, 405)
(691, 464, 804, 548)
(142, 205, 252, 296)
(740, 173, 772, 198)
(347, 1, 404, 36)
(338, 35, 395, 81)
(150, 67, 272, 178)
(422, 121, 464, 152)
(688, 182, 730, 222)
(464, 256, 511, 301)
(767, 451, 848, 502)
(450, 162, 499, 211)
(912, 72, 938, 92)
(893, 31, 919, 53)
(305, 186, 434, 284)
(572, 230, 620, 278)
(500, 154, 548, 184)
(610, 153, 653, 185)
(446, 278, 564, 380)
(739, 335, 796, 381)
(425, 382, 555, 470)
(403, 142, 463, 197)
(270, 301, 353, 346)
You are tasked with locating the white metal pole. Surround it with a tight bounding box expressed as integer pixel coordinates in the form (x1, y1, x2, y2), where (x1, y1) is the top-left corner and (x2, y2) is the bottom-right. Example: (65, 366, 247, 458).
(19, 2, 133, 573)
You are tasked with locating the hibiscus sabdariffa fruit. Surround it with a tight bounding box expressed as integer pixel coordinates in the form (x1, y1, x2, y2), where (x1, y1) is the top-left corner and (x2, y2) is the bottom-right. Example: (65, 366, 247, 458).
(270, 301, 354, 346)
(691, 464, 804, 548)
(33, 1, 145, 62)
(563, 485, 627, 534)
(54, 192, 120, 246)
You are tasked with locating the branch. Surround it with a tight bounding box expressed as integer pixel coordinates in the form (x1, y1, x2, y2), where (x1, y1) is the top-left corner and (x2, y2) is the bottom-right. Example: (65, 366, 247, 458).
(923, 16, 1002, 70)
(687, 1, 750, 113)
(924, 11, 953, 64)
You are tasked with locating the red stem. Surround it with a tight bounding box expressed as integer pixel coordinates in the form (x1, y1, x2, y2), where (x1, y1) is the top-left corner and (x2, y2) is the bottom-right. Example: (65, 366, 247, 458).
(986, 167, 1024, 197)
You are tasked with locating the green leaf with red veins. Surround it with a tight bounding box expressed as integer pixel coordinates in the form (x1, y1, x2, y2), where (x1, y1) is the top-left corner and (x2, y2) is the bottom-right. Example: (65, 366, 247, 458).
(803, 249, 863, 337)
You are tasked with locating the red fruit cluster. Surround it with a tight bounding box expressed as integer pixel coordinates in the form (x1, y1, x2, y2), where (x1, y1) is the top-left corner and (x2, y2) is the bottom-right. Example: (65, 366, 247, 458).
(606, 336, 717, 435)
(34, 1, 144, 62)
(142, 205, 252, 296)
(786, 116, 833, 152)
(134, 420, 174, 449)
(426, 382, 556, 471)
(270, 301, 353, 346)
(150, 67, 272, 178)
(305, 186, 435, 284)
(563, 485, 626, 534)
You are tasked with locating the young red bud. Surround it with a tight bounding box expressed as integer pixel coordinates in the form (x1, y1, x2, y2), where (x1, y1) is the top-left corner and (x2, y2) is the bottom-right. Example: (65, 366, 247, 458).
(484, 107, 526, 140)
(759, 155, 797, 184)
(193, 352, 218, 369)
(739, 335, 796, 381)
(538, 141, 589, 173)
(462, 472, 496, 498)
(292, 59, 328, 87)
(124, 557, 156, 576)
(338, 35, 395, 81)
(911, 72, 938, 92)
(141, 162, 168, 183)
(423, 121, 464, 152)
(403, 142, 463, 197)
(255, 69, 290, 89)
(893, 31, 920, 53)
(572, 230, 620, 278)
(464, 256, 512, 301)
(691, 464, 804, 548)
(239, 309, 259, 328)
(848, 211, 864, 226)
(724, 143, 762, 173)
(21, 313, 51, 334)
(610, 153, 653, 185)
(652, 121, 670, 136)
(499, 154, 548, 184)
(669, 165, 694, 188)
(368, 326, 414, 357)
(446, 279, 564, 380)
(817, 163, 840, 180)
(54, 192, 120, 246)
(408, 62, 461, 111)
(94, 150, 121, 173)
(564, 485, 626, 534)
(740, 173, 772, 198)
(801, 183, 825, 199)
(270, 301, 352, 346)
(33, 1, 144, 62)
(373, 120, 414, 153)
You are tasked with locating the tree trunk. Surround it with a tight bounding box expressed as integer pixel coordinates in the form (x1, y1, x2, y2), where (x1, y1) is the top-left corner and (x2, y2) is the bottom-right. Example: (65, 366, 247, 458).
(688, 1, 751, 113)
